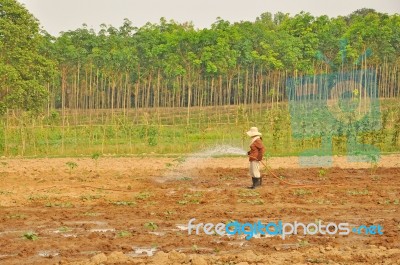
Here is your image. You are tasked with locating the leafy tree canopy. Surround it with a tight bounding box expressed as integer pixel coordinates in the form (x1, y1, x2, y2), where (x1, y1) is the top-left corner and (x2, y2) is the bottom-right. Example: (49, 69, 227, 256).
(0, 0, 55, 115)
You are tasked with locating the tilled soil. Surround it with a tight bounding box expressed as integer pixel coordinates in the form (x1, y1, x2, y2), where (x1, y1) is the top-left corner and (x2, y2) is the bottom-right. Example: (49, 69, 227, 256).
(0, 156, 399, 264)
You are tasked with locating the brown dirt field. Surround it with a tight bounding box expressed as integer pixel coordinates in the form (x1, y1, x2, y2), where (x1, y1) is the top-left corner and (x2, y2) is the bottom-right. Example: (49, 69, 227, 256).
(0, 155, 399, 265)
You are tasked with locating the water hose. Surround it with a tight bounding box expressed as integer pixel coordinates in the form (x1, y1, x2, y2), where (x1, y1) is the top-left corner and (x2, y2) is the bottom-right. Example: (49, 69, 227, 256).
(249, 156, 336, 188)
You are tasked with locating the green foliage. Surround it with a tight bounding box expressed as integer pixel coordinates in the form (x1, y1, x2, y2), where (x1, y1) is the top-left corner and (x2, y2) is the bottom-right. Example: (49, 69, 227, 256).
(293, 189, 313, 196)
(117, 230, 132, 238)
(178, 177, 192, 181)
(164, 210, 175, 216)
(177, 192, 202, 205)
(58, 226, 71, 233)
(0, 0, 55, 115)
(135, 191, 152, 200)
(308, 198, 331, 205)
(0, 6, 400, 157)
(6, 213, 27, 219)
(44, 110, 60, 125)
(298, 240, 310, 247)
(237, 189, 263, 204)
(183, 191, 203, 198)
(177, 191, 203, 205)
(144, 222, 158, 231)
(91, 152, 101, 160)
(237, 198, 265, 205)
(111, 201, 136, 206)
(23, 231, 39, 241)
(45, 202, 74, 208)
(347, 189, 369, 196)
(377, 199, 392, 205)
(80, 194, 102, 201)
(138, 125, 158, 146)
(318, 169, 328, 180)
(82, 211, 100, 217)
(66, 161, 78, 174)
(3, 5, 399, 117)
(91, 152, 101, 167)
(238, 189, 260, 197)
(28, 194, 48, 201)
(0, 102, 398, 157)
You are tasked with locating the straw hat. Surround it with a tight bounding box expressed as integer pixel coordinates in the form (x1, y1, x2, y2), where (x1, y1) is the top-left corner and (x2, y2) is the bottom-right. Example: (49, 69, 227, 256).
(246, 127, 262, 137)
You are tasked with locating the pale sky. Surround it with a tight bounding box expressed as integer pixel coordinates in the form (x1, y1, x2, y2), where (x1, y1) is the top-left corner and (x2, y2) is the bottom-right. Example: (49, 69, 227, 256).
(17, 0, 400, 36)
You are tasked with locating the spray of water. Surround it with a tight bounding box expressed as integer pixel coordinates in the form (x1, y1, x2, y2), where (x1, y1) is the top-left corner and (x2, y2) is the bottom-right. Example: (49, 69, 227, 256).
(187, 145, 247, 158)
(159, 145, 247, 182)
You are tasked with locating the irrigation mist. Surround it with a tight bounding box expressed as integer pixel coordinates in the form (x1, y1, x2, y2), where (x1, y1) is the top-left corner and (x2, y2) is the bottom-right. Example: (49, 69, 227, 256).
(160, 145, 247, 182)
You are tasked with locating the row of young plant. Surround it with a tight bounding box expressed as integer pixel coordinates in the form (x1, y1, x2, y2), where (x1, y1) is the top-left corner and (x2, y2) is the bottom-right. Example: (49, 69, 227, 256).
(0, 102, 398, 157)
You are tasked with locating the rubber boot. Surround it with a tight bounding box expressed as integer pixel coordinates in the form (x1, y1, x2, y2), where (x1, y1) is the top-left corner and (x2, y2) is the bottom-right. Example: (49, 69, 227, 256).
(248, 177, 257, 189)
(254, 177, 261, 188)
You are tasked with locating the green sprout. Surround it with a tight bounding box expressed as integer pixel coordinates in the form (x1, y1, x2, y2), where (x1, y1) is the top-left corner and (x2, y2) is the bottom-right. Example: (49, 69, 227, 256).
(66, 161, 78, 175)
(23, 231, 39, 241)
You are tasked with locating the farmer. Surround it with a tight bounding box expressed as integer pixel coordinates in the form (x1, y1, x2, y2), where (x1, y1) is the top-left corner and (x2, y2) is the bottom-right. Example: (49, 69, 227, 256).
(246, 127, 265, 189)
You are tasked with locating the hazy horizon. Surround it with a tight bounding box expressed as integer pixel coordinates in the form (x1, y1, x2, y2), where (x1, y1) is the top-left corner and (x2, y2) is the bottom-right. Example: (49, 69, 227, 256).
(17, 0, 400, 36)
